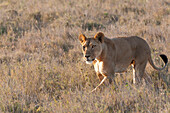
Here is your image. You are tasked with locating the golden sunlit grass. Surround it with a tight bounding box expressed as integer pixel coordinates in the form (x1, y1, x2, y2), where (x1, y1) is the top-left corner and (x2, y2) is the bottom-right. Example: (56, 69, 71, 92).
(0, 0, 169, 112)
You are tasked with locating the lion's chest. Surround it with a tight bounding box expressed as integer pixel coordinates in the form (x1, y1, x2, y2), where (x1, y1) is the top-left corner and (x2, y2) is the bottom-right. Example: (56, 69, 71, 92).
(94, 60, 104, 74)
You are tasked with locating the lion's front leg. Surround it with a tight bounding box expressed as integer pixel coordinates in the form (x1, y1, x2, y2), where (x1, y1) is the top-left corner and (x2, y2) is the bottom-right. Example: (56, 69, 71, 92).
(91, 72, 115, 93)
(97, 73, 104, 82)
(91, 76, 107, 93)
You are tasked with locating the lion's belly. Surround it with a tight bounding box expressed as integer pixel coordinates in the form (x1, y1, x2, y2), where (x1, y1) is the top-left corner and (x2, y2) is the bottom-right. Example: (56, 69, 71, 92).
(114, 55, 133, 73)
(114, 67, 127, 73)
(114, 64, 129, 73)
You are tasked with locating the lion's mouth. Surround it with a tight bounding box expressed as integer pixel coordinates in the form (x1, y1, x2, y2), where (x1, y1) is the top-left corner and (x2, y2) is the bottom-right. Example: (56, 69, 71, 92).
(86, 60, 93, 64)
(86, 58, 95, 64)
(87, 58, 95, 61)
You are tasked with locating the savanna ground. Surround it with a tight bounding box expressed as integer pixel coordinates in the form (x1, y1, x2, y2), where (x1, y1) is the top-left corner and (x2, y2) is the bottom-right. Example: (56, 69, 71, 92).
(0, 0, 169, 112)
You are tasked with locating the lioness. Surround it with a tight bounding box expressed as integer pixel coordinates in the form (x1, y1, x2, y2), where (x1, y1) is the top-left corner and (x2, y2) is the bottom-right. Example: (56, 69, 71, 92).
(79, 32, 168, 92)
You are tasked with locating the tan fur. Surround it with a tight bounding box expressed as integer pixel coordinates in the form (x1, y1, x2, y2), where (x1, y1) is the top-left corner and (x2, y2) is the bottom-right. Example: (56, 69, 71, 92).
(79, 32, 168, 92)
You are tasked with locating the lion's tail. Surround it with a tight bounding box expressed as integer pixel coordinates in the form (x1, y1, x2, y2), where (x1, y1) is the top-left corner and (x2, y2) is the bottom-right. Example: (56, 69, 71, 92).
(148, 54, 168, 71)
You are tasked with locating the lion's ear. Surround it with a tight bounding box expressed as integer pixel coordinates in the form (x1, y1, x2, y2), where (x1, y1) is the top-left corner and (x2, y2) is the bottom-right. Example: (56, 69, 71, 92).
(79, 34, 86, 44)
(94, 32, 104, 43)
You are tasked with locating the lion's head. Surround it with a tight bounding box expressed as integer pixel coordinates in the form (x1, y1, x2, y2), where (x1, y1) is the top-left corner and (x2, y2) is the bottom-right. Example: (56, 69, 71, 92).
(79, 32, 104, 64)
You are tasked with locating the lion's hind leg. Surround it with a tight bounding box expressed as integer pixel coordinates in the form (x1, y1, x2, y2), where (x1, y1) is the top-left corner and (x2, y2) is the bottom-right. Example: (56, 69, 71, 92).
(134, 60, 147, 84)
(132, 64, 136, 84)
(131, 60, 136, 84)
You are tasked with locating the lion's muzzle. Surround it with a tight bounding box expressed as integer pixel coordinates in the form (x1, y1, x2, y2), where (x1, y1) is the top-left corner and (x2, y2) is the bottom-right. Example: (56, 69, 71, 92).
(84, 55, 95, 64)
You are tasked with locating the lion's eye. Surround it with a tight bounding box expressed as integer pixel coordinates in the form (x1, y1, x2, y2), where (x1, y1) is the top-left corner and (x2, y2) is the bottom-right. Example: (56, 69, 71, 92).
(92, 45, 96, 49)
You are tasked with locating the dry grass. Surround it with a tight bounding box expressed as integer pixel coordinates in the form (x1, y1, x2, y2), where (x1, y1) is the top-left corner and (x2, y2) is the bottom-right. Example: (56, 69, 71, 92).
(0, 0, 169, 112)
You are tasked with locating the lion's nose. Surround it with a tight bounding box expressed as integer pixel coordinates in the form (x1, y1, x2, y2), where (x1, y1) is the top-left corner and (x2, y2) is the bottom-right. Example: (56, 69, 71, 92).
(85, 55, 90, 59)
